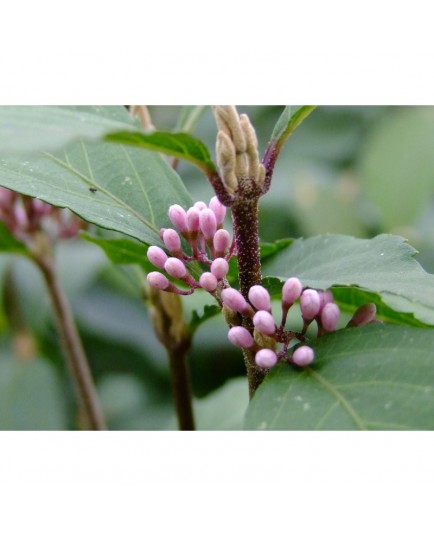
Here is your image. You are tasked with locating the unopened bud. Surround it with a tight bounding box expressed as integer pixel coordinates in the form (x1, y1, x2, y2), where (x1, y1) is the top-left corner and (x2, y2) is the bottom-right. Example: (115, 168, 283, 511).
(282, 277, 303, 307)
(147, 271, 170, 291)
(248, 285, 271, 312)
(213, 229, 231, 256)
(199, 208, 217, 240)
(321, 302, 340, 332)
(348, 303, 377, 327)
(211, 258, 229, 280)
(292, 346, 314, 367)
(228, 326, 255, 349)
(221, 288, 249, 315)
(194, 201, 207, 211)
(164, 257, 188, 280)
(255, 348, 278, 370)
(318, 290, 334, 311)
(300, 289, 321, 320)
(186, 207, 200, 233)
(199, 272, 218, 292)
(162, 228, 182, 255)
(168, 205, 188, 233)
(253, 310, 276, 335)
(147, 245, 168, 269)
(209, 196, 226, 225)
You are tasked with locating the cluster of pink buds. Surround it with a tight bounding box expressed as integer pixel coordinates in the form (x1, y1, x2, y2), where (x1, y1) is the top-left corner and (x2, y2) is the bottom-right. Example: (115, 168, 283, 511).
(0, 187, 85, 244)
(225, 279, 377, 370)
(146, 196, 235, 295)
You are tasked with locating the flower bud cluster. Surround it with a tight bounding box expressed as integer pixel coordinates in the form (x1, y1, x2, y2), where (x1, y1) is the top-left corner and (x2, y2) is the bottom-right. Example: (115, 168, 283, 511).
(0, 187, 85, 244)
(224, 280, 377, 371)
(146, 196, 235, 296)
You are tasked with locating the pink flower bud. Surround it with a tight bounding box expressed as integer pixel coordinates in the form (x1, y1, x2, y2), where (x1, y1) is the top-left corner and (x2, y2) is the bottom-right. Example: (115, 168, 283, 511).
(211, 258, 229, 280)
(248, 285, 271, 312)
(32, 198, 52, 217)
(199, 272, 218, 292)
(348, 303, 377, 327)
(282, 277, 303, 306)
(199, 208, 217, 240)
(0, 187, 14, 209)
(147, 271, 170, 290)
(321, 302, 340, 332)
(291, 346, 314, 367)
(147, 245, 168, 269)
(209, 196, 226, 225)
(13, 201, 28, 229)
(186, 207, 200, 233)
(162, 228, 182, 254)
(318, 290, 334, 311)
(168, 204, 188, 233)
(255, 349, 278, 369)
(300, 289, 321, 320)
(253, 310, 276, 335)
(221, 288, 248, 314)
(194, 201, 207, 211)
(228, 326, 254, 349)
(164, 257, 188, 280)
(213, 229, 231, 256)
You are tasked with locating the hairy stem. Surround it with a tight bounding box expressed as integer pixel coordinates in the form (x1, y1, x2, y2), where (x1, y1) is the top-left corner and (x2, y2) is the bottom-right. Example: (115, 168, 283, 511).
(231, 198, 266, 396)
(32, 245, 106, 431)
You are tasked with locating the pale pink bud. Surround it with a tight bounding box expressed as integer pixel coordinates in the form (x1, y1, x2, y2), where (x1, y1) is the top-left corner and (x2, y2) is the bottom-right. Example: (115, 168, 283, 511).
(162, 228, 182, 254)
(228, 326, 255, 349)
(186, 207, 200, 233)
(194, 201, 207, 211)
(147, 245, 168, 269)
(248, 285, 271, 312)
(318, 290, 334, 311)
(32, 198, 52, 217)
(199, 208, 217, 240)
(13, 201, 28, 229)
(199, 272, 218, 292)
(321, 302, 340, 332)
(255, 349, 278, 369)
(348, 303, 377, 327)
(0, 187, 14, 209)
(292, 346, 314, 367)
(213, 229, 231, 255)
(168, 204, 188, 233)
(164, 257, 188, 280)
(209, 196, 226, 225)
(300, 289, 321, 320)
(282, 277, 303, 306)
(147, 271, 170, 290)
(253, 310, 275, 335)
(211, 258, 229, 280)
(221, 288, 248, 314)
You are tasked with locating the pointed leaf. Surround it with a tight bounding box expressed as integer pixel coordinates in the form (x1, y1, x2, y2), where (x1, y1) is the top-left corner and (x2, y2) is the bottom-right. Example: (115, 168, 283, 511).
(0, 107, 192, 246)
(262, 234, 434, 325)
(245, 324, 434, 430)
(105, 130, 217, 176)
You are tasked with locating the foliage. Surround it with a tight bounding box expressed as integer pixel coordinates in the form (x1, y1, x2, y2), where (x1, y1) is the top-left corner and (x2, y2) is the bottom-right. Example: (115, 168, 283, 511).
(0, 105, 433, 430)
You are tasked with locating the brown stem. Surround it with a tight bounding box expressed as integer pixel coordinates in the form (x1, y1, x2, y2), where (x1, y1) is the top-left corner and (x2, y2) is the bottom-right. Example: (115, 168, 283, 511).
(231, 198, 266, 397)
(32, 246, 106, 431)
(167, 341, 195, 430)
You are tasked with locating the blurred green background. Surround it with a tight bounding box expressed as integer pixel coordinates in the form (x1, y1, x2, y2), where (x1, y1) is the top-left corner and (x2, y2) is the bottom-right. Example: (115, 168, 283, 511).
(1, 105, 433, 430)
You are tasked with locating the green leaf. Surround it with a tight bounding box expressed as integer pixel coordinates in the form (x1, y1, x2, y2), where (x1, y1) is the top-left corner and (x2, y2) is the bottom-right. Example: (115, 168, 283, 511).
(245, 324, 434, 430)
(0, 354, 67, 430)
(0, 222, 28, 255)
(266, 106, 317, 154)
(105, 130, 217, 176)
(82, 233, 152, 272)
(176, 106, 207, 132)
(260, 238, 294, 262)
(189, 304, 221, 335)
(262, 234, 434, 325)
(0, 107, 192, 246)
(0, 105, 138, 154)
(359, 107, 434, 230)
